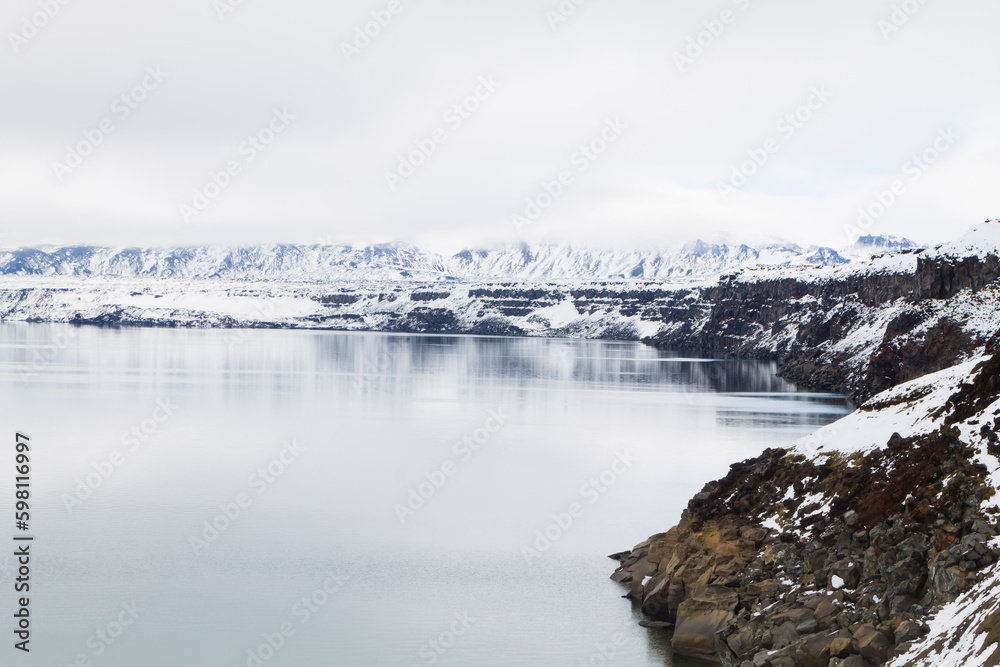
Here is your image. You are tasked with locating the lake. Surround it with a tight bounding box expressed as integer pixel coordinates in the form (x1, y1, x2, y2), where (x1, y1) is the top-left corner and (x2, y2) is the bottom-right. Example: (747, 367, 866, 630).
(0, 324, 851, 666)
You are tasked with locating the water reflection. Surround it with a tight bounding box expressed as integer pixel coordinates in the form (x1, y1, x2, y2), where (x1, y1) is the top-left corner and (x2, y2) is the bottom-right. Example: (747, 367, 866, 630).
(0, 324, 851, 667)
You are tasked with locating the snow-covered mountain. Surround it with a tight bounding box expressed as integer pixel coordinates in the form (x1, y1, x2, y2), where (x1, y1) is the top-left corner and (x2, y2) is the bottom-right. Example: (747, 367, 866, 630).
(0, 236, 915, 284)
(0, 244, 449, 283)
(839, 234, 921, 260)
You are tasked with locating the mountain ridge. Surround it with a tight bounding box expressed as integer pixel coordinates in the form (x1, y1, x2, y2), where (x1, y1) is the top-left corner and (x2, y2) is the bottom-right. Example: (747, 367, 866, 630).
(0, 236, 919, 284)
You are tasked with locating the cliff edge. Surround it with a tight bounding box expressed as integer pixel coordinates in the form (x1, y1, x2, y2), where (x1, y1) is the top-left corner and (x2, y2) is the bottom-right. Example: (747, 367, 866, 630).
(612, 353, 1000, 665)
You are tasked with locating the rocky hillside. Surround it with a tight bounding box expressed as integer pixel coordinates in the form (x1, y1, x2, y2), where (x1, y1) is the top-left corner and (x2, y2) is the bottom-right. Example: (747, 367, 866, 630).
(0, 277, 694, 340)
(0, 228, 991, 395)
(611, 351, 1000, 666)
(648, 221, 1000, 402)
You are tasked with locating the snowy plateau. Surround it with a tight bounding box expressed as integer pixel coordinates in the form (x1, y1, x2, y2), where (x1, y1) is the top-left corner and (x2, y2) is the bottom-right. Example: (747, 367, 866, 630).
(4, 222, 1000, 667)
(0, 235, 919, 342)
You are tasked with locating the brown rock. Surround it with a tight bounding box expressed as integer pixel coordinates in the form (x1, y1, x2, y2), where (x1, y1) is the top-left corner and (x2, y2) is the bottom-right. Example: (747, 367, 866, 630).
(672, 600, 734, 658)
(741, 525, 769, 545)
(795, 617, 819, 634)
(727, 627, 756, 658)
(838, 656, 871, 667)
(689, 584, 740, 609)
(829, 637, 853, 658)
(772, 621, 800, 649)
(771, 658, 798, 667)
(894, 619, 923, 643)
(853, 624, 891, 664)
(794, 632, 840, 667)
(814, 596, 838, 621)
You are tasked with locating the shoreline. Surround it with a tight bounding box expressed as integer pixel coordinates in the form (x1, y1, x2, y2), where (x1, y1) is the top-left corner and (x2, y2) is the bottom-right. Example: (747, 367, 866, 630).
(611, 353, 1000, 666)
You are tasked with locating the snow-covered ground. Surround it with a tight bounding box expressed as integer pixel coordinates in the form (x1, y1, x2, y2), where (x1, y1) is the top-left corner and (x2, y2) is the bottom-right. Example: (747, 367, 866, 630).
(0, 277, 681, 340)
(753, 354, 1000, 666)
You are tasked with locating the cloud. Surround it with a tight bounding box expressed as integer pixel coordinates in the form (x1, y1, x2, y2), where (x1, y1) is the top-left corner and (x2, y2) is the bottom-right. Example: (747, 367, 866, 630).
(1, 0, 997, 250)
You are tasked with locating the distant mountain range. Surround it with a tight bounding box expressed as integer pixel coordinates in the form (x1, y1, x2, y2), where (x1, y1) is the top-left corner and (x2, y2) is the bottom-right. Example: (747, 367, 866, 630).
(0, 235, 920, 283)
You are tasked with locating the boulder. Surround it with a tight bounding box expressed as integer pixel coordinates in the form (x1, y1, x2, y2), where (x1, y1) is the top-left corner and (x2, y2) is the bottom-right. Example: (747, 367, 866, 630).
(853, 624, 891, 664)
(829, 636, 853, 658)
(672, 600, 735, 659)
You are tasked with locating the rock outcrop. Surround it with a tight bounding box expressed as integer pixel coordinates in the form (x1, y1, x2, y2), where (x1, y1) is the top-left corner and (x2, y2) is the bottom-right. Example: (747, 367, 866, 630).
(612, 354, 1000, 666)
(648, 234, 1000, 403)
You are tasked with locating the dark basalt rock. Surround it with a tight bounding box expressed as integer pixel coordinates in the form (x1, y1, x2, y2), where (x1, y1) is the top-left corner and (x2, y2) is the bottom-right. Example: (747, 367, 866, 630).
(611, 353, 1000, 666)
(647, 251, 1000, 403)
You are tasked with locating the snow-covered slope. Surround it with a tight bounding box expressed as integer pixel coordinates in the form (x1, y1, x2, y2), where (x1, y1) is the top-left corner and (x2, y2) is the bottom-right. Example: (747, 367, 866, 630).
(0, 244, 449, 282)
(793, 357, 1000, 667)
(840, 234, 921, 260)
(612, 352, 1000, 665)
(0, 237, 905, 284)
(923, 218, 1000, 261)
(0, 277, 683, 340)
(450, 240, 853, 281)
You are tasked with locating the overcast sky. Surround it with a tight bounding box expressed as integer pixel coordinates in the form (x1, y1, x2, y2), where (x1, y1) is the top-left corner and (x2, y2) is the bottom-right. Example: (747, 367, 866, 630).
(0, 0, 997, 252)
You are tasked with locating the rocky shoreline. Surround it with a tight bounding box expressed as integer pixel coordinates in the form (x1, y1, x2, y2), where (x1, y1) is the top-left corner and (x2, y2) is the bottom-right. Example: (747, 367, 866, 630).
(611, 342, 1000, 665)
(608, 223, 1000, 667)
(647, 240, 1000, 404)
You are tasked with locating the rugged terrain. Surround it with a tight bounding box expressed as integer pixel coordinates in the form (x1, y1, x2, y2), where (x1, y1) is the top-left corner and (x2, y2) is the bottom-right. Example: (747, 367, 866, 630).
(0, 277, 687, 340)
(0, 224, 996, 665)
(611, 351, 1000, 666)
(0, 237, 902, 283)
(0, 231, 990, 404)
(610, 222, 1000, 666)
(648, 223, 1000, 402)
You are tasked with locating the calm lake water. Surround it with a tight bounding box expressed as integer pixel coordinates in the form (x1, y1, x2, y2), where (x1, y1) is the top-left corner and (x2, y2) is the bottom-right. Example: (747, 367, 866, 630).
(0, 324, 851, 666)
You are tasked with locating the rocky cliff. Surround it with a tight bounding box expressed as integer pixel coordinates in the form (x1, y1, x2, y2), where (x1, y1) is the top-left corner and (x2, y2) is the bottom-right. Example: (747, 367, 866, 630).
(648, 222, 1000, 403)
(612, 222, 1000, 666)
(611, 353, 1000, 666)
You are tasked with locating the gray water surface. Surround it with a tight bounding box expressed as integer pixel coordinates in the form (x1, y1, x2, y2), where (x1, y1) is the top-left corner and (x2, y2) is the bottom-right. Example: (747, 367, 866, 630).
(0, 324, 851, 666)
